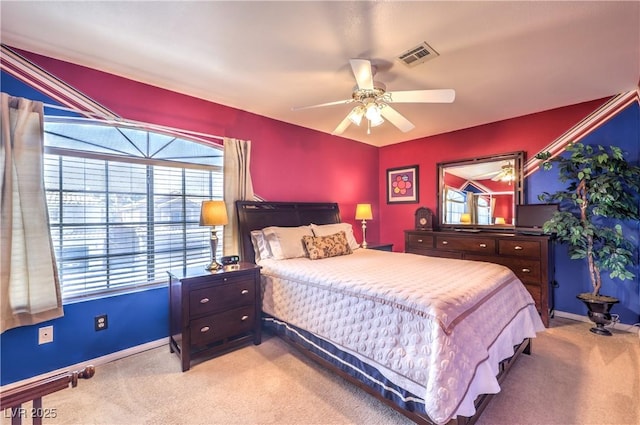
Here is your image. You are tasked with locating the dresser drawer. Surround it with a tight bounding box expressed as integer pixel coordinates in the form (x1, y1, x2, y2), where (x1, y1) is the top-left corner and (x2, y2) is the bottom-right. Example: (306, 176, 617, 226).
(424, 249, 463, 260)
(470, 255, 541, 284)
(498, 239, 542, 258)
(406, 233, 434, 249)
(523, 284, 542, 308)
(190, 305, 256, 347)
(435, 236, 495, 253)
(190, 279, 256, 316)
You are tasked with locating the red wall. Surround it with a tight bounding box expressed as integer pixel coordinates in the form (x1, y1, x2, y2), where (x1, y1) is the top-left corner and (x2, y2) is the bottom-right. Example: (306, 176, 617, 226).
(16, 49, 381, 243)
(378, 99, 608, 250)
(14, 48, 608, 250)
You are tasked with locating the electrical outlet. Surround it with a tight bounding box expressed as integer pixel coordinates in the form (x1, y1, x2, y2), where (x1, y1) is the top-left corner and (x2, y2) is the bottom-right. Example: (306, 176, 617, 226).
(38, 326, 53, 344)
(95, 314, 108, 331)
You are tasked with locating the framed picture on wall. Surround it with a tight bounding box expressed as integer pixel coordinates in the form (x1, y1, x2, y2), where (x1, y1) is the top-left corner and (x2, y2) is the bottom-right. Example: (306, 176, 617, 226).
(386, 165, 419, 204)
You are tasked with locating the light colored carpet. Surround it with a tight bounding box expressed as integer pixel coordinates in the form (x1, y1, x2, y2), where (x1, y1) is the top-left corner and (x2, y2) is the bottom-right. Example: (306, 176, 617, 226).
(7, 317, 639, 425)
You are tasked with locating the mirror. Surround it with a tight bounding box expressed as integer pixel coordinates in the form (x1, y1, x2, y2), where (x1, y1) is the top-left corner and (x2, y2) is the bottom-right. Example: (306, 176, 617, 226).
(437, 151, 524, 230)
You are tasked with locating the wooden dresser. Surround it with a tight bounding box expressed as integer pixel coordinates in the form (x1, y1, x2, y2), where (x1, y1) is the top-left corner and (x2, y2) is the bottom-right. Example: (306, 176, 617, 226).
(405, 230, 554, 327)
(168, 263, 261, 371)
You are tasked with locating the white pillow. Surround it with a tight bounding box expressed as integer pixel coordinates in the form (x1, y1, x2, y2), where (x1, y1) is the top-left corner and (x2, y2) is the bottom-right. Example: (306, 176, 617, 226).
(311, 223, 360, 251)
(250, 230, 272, 262)
(261, 225, 313, 260)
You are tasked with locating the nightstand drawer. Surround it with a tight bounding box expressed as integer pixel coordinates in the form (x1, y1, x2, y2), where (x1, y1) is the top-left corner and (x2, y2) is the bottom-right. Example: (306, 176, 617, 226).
(190, 305, 256, 347)
(498, 239, 542, 258)
(435, 236, 495, 253)
(190, 279, 256, 316)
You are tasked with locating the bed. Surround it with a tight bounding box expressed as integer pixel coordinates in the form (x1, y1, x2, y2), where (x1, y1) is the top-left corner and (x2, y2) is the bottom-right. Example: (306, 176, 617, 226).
(236, 201, 544, 425)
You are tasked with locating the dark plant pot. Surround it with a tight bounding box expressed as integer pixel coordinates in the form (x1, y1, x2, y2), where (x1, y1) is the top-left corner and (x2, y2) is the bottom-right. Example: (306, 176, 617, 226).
(577, 293, 619, 336)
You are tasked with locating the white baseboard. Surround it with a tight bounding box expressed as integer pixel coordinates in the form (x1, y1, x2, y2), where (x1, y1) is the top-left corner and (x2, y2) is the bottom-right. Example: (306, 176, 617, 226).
(1, 337, 167, 392)
(554, 310, 640, 335)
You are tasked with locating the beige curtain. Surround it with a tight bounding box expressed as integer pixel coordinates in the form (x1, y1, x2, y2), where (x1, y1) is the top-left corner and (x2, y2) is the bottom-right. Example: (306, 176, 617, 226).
(1, 93, 63, 333)
(223, 138, 254, 256)
(490, 197, 497, 223)
(466, 192, 478, 224)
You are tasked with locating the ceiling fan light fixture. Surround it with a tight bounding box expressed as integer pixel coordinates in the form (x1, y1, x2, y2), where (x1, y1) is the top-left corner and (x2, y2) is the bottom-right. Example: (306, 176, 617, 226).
(365, 102, 382, 122)
(369, 114, 384, 127)
(348, 106, 365, 126)
(498, 163, 515, 184)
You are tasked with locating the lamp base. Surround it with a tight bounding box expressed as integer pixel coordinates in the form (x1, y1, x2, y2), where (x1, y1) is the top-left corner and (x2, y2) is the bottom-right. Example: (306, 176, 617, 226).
(361, 220, 368, 249)
(205, 261, 223, 271)
(205, 228, 222, 271)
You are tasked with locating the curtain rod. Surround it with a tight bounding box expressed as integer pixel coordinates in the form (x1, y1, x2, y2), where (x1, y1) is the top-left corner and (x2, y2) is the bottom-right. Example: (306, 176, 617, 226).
(42, 102, 225, 142)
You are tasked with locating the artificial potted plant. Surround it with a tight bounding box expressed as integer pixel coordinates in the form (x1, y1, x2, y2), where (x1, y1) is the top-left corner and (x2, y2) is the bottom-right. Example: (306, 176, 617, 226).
(536, 142, 640, 336)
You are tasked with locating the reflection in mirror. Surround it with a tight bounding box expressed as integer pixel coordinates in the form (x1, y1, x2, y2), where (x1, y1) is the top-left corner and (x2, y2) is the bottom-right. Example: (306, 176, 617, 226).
(437, 152, 524, 229)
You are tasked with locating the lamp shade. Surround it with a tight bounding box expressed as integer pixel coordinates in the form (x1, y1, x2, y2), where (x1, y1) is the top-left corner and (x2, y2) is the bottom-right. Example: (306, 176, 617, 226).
(199, 200, 229, 226)
(348, 106, 365, 126)
(355, 204, 373, 220)
(365, 103, 381, 121)
(460, 213, 471, 224)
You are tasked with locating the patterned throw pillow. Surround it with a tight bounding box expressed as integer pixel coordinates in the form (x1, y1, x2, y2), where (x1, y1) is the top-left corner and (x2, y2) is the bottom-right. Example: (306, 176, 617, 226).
(302, 231, 353, 260)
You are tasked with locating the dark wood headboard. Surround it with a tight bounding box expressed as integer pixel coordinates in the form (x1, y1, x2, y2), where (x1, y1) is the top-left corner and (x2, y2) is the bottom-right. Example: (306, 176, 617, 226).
(235, 201, 341, 263)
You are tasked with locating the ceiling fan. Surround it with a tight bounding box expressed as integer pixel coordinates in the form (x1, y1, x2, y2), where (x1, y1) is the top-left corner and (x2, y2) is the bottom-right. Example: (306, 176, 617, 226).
(490, 163, 515, 182)
(292, 59, 456, 135)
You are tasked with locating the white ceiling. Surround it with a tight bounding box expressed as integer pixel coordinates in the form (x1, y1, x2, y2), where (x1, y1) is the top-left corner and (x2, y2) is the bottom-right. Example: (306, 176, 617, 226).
(1, 1, 638, 147)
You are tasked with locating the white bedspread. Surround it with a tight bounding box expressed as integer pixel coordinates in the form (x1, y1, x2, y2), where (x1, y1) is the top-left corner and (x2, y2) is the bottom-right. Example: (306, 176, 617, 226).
(259, 249, 544, 424)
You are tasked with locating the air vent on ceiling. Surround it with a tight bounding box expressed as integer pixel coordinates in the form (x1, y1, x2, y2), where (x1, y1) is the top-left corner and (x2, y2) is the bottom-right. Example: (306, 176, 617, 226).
(397, 42, 439, 67)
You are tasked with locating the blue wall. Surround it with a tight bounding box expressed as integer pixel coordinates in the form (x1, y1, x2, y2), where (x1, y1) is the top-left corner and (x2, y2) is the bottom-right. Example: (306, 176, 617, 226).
(0, 287, 168, 385)
(1, 72, 170, 385)
(526, 102, 640, 325)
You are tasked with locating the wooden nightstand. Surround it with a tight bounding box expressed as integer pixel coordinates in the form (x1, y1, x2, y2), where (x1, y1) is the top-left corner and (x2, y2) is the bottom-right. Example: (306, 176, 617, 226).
(366, 243, 394, 252)
(168, 263, 261, 371)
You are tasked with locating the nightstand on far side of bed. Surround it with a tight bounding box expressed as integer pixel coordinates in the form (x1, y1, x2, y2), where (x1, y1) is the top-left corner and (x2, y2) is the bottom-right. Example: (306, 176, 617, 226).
(365, 242, 394, 252)
(168, 263, 261, 371)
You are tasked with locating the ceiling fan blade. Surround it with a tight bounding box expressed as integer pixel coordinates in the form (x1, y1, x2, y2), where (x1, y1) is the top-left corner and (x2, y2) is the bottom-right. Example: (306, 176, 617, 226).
(292, 99, 351, 111)
(349, 59, 374, 90)
(332, 115, 353, 135)
(387, 89, 456, 104)
(380, 105, 415, 133)
(474, 170, 499, 179)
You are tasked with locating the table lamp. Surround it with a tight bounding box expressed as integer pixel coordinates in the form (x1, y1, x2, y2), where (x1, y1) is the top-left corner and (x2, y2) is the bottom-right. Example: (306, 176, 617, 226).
(355, 203, 373, 249)
(200, 200, 229, 271)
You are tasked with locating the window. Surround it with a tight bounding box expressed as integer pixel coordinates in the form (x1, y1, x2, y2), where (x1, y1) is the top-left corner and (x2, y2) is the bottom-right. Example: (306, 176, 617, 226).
(43, 118, 223, 300)
(444, 187, 466, 223)
(476, 195, 491, 225)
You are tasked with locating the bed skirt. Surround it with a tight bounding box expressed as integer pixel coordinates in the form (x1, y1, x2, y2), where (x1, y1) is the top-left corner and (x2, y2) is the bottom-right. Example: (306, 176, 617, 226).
(263, 314, 532, 425)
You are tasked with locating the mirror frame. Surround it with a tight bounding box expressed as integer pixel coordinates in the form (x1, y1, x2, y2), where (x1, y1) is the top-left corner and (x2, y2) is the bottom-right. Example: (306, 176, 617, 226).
(436, 151, 525, 231)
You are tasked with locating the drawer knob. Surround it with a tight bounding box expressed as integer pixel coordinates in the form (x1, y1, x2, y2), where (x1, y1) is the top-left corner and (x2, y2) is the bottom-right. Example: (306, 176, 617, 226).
(241, 315, 249, 321)
(200, 326, 210, 333)
(441, 240, 448, 245)
(417, 239, 423, 243)
(241, 289, 249, 295)
(522, 268, 531, 273)
(479, 243, 487, 248)
(514, 246, 524, 250)
(200, 298, 210, 304)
